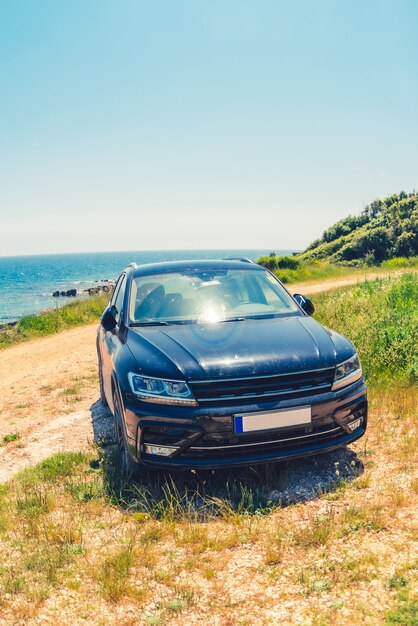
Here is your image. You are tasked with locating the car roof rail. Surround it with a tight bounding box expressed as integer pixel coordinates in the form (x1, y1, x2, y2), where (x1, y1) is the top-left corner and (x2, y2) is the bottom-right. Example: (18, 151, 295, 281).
(222, 257, 255, 264)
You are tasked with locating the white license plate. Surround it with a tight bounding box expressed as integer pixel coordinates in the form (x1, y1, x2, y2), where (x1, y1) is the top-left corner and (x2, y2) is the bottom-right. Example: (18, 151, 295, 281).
(234, 407, 311, 433)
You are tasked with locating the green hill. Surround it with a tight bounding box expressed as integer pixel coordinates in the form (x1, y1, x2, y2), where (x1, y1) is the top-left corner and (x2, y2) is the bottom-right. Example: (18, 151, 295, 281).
(299, 191, 418, 265)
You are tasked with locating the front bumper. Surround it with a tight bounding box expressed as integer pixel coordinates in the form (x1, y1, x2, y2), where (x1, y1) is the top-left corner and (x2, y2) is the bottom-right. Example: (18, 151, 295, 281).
(123, 381, 368, 469)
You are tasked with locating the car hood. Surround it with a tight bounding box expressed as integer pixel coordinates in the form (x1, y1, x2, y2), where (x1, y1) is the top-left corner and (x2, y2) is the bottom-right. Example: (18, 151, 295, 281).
(128, 315, 354, 380)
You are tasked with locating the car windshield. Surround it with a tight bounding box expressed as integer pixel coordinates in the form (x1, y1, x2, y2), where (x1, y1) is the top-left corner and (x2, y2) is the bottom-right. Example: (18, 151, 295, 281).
(129, 268, 300, 325)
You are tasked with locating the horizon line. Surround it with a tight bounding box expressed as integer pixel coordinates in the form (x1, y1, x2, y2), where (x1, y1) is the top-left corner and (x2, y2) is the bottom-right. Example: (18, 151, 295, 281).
(0, 247, 300, 260)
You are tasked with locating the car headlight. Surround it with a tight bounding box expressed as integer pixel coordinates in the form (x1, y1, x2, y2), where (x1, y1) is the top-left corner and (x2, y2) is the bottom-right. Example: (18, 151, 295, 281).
(332, 354, 362, 390)
(128, 373, 197, 406)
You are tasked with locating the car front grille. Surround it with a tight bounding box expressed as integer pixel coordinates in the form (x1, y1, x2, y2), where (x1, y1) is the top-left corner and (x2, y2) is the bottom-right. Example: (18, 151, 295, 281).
(141, 400, 367, 463)
(189, 367, 335, 405)
(181, 423, 347, 460)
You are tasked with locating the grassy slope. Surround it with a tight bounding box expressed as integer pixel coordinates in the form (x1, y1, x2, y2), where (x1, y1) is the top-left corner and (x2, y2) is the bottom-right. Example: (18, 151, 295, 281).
(314, 273, 418, 385)
(0, 274, 417, 624)
(258, 191, 418, 282)
(300, 192, 418, 264)
(0, 294, 109, 349)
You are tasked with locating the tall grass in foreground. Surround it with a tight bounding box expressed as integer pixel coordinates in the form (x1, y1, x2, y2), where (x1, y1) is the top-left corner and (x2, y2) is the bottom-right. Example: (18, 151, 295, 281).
(313, 272, 418, 385)
(0, 381, 416, 624)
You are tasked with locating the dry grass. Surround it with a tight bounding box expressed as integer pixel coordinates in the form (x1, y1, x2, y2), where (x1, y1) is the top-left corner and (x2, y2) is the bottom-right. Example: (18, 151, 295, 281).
(0, 275, 416, 624)
(0, 384, 416, 625)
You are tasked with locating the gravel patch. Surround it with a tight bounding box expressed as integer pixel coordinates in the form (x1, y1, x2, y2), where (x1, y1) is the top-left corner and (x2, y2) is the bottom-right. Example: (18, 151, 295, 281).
(266, 448, 363, 504)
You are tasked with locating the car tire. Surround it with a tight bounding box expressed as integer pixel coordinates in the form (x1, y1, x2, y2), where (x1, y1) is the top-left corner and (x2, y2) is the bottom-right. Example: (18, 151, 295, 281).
(112, 388, 138, 478)
(98, 354, 108, 407)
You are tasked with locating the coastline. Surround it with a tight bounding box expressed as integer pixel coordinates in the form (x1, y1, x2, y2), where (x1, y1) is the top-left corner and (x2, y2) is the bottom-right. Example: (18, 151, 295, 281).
(0, 248, 284, 324)
(0, 281, 114, 329)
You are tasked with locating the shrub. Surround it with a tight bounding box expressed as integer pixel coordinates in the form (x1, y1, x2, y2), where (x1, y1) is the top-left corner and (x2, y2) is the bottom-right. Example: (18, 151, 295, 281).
(258, 255, 300, 271)
(276, 256, 300, 269)
(383, 257, 418, 269)
(314, 273, 418, 385)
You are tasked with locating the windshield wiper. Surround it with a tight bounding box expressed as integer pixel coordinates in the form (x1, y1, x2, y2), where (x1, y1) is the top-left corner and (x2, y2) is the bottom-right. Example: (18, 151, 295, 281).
(221, 317, 246, 323)
(220, 315, 276, 322)
(244, 314, 276, 320)
(131, 317, 265, 327)
(130, 321, 169, 327)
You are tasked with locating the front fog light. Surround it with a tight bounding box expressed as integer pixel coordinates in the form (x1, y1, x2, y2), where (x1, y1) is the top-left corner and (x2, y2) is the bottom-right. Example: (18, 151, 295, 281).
(144, 444, 178, 457)
(348, 418, 362, 432)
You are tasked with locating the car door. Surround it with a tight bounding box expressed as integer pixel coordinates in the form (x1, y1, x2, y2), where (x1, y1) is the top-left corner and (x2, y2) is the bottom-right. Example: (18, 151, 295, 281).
(100, 273, 127, 408)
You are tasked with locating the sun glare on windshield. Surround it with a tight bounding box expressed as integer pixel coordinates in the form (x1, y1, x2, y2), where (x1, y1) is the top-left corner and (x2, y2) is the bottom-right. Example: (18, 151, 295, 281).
(129, 269, 299, 325)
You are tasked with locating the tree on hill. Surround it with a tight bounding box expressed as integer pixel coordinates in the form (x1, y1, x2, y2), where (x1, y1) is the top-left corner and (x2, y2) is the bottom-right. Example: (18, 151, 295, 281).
(300, 191, 418, 264)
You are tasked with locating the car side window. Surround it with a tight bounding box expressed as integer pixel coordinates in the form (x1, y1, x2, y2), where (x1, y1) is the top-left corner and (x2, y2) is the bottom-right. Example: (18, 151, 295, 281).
(113, 274, 127, 324)
(110, 275, 123, 306)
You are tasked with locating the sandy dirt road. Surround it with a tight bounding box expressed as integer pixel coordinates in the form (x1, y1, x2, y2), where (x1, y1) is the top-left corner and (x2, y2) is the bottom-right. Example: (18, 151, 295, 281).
(0, 271, 408, 482)
(0, 325, 104, 481)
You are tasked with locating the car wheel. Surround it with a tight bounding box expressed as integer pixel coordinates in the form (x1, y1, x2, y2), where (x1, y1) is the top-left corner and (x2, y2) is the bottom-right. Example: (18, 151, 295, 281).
(98, 355, 108, 407)
(112, 389, 138, 477)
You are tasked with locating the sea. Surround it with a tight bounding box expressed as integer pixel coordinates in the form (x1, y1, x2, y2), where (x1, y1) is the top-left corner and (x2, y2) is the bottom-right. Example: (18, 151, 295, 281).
(0, 249, 295, 323)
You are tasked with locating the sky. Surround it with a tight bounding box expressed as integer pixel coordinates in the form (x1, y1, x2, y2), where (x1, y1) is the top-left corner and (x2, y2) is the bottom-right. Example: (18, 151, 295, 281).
(0, 0, 417, 256)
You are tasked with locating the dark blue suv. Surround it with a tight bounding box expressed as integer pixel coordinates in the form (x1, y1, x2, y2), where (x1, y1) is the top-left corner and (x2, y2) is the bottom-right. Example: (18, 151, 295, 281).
(97, 259, 367, 474)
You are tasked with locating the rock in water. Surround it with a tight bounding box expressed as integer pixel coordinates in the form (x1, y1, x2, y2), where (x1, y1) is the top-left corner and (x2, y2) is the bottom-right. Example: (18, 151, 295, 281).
(52, 282, 114, 298)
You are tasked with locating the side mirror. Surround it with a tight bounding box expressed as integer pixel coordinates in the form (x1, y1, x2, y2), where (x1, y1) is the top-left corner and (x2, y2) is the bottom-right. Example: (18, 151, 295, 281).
(101, 305, 118, 331)
(293, 293, 315, 316)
